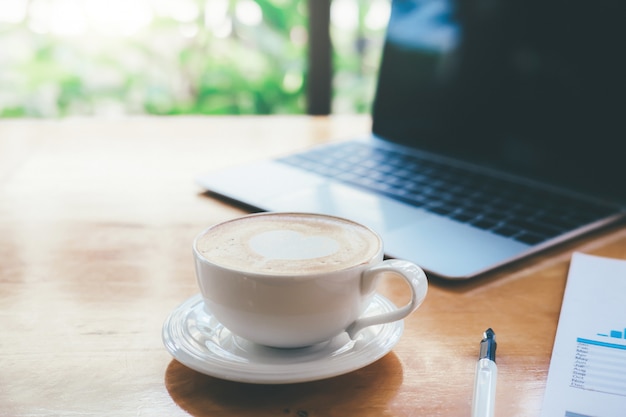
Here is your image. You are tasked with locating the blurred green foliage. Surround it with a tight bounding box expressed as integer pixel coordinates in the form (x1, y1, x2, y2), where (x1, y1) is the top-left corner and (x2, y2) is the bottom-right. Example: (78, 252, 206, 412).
(0, 0, 386, 117)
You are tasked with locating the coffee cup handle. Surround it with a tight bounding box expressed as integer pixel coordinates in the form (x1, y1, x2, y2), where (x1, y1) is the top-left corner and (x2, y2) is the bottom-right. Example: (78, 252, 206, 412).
(346, 259, 428, 339)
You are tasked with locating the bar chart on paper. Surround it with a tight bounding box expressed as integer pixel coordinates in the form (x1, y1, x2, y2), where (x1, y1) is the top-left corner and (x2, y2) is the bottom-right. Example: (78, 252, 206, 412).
(571, 328, 626, 397)
(541, 253, 626, 417)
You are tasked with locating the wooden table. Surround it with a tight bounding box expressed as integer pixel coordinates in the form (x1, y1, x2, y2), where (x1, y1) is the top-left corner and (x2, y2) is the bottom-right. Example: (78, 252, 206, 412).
(1, 116, 624, 417)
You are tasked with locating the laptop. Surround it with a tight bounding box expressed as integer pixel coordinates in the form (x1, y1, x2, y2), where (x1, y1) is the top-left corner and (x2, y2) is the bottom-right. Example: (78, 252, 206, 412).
(197, 0, 626, 280)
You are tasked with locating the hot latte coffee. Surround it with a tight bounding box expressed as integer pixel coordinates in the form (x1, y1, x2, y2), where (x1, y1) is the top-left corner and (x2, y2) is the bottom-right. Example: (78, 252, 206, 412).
(191, 212, 428, 348)
(195, 212, 381, 275)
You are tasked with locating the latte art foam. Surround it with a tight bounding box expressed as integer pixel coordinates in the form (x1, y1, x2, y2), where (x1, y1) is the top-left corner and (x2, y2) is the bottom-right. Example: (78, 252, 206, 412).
(195, 213, 381, 275)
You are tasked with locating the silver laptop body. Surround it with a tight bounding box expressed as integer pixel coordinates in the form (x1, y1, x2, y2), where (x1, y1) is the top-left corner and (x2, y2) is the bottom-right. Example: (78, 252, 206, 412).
(197, 0, 626, 279)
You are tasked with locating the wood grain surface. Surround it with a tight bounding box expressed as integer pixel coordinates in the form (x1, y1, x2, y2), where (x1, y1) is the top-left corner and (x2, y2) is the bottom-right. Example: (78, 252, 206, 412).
(1, 115, 624, 417)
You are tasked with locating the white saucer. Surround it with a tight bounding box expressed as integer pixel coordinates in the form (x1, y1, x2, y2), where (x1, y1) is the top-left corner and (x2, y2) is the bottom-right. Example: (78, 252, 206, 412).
(162, 293, 404, 384)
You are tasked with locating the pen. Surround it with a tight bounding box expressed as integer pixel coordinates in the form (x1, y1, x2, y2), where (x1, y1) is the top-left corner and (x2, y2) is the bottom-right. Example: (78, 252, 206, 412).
(471, 328, 497, 417)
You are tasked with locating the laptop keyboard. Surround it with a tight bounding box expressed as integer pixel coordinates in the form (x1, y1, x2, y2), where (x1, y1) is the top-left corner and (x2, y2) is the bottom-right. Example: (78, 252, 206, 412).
(278, 141, 616, 245)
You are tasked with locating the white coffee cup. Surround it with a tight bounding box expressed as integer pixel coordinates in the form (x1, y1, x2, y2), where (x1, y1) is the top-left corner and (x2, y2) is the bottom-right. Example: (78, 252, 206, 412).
(193, 212, 428, 348)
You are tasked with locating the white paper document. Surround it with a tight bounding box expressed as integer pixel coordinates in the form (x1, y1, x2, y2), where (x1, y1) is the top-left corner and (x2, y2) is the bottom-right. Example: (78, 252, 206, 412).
(541, 252, 626, 417)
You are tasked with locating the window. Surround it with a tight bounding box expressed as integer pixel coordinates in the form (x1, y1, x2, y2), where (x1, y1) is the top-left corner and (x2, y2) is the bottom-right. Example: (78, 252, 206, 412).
(0, 0, 387, 117)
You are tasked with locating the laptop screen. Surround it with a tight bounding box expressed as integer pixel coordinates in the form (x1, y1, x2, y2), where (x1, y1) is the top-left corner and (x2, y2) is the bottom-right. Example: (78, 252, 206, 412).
(371, 0, 625, 203)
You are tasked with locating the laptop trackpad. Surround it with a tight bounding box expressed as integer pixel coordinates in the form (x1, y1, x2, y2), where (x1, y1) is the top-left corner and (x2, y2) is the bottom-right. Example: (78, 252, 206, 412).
(266, 181, 527, 279)
(264, 181, 431, 234)
(384, 218, 528, 279)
